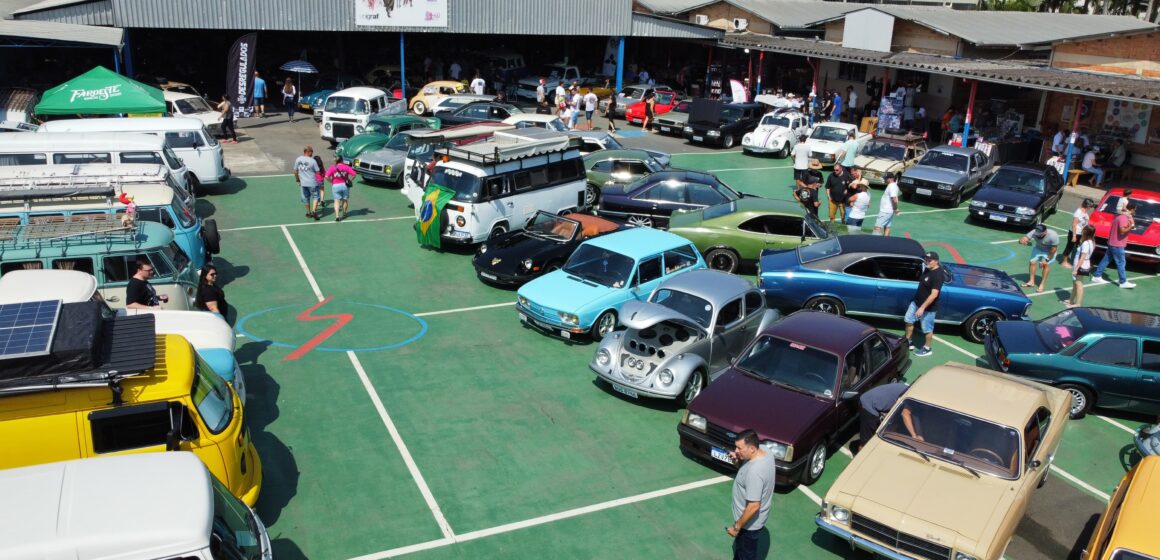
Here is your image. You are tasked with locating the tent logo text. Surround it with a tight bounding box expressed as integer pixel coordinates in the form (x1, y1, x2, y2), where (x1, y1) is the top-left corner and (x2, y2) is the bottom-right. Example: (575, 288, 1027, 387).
(70, 85, 122, 103)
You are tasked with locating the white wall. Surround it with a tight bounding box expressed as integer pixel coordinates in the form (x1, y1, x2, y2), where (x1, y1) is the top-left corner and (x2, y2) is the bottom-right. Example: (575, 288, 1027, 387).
(842, 10, 894, 53)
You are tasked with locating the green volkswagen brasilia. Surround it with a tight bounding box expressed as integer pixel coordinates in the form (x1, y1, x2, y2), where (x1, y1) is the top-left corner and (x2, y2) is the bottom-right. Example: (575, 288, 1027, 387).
(667, 198, 831, 273)
(335, 114, 440, 163)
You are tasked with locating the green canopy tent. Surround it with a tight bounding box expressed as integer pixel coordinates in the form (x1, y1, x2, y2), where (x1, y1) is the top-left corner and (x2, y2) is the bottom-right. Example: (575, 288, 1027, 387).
(34, 66, 165, 115)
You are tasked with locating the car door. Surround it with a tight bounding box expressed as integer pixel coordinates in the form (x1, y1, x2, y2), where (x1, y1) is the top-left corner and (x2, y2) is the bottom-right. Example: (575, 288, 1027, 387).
(840, 258, 882, 313)
(631, 255, 664, 301)
(1136, 339, 1160, 413)
(481, 174, 515, 236)
(1042, 167, 1064, 214)
(870, 256, 925, 315)
(969, 152, 988, 191)
(836, 340, 872, 429)
(1076, 337, 1140, 412)
(635, 181, 686, 221)
(710, 297, 746, 371)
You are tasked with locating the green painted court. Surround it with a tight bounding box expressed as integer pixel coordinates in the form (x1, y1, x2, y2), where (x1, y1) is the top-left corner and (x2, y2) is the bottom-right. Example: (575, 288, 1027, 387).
(202, 149, 1157, 560)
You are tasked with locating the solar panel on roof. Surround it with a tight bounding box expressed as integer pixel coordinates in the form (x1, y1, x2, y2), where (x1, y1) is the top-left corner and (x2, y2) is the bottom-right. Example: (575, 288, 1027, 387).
(0, 299, 62, 360)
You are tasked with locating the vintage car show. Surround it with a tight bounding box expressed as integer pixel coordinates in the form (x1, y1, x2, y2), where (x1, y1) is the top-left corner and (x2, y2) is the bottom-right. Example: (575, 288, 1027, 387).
(1, 0, 1160, 559)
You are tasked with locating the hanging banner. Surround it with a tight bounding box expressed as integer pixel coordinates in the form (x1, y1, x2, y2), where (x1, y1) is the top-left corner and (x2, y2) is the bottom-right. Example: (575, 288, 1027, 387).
(225, 33, 257, 119)
(1104, 99, 1151, 144)
(602, 38, 618, 78)
(356, 0, 447, 27)
(729, 79, 748, 103)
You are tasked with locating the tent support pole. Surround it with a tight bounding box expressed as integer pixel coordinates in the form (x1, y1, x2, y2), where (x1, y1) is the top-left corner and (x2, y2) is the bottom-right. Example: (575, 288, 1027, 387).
(399, 32, 406, 108)
(122, 31, 134, 80)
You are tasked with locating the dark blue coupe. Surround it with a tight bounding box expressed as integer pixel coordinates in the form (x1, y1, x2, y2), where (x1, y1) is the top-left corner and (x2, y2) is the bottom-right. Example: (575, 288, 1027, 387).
(595, 169, 745, 229)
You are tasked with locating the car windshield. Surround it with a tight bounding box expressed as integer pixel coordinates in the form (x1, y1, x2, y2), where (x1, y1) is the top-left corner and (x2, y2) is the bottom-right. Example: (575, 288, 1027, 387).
(384, 132, 411, 150)
(525, 213, 579, 241)
(655, 92, 676, 104)
(1035, 309, 1089, 352)
(597, 135, 624, 150)
(919, 151, 969, 172)
(365, 120, 392, 134)
(650, 288, 712, 328)
(538, 66, 569, 79)
(721, 107, 742, 122)
(734, 335, 839, 398)
(191, 357, 233, 434)
(563, 244, 635, 288)
(1101, 195, 1160, 224)
(430, 166, 481, 202)
(174, 97, 213, 114)
(620, 87, 644, 99)
(798, 236, 841, 263)
(673, 101, 690, 114)
(810, 126, 848, 142)
(324, 96, 369, 114)
(987, 168, 1045, 193)
(759, 115, 791, 128)
(860, 141, 906, 160)
(880, 398, 1021, 479)
(210, 477, 263, 560)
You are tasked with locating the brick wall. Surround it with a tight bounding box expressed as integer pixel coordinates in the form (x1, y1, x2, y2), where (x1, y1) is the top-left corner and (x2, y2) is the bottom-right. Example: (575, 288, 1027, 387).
(1052, 33, 1160, 78)
(891, 20, 959, 56)
(684, 3, 774, 35)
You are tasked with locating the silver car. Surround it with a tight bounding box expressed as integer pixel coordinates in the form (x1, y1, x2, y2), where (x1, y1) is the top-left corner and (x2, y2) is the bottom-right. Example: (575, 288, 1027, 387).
(898, 145, 995, 207)
(590, 269, 780, 405)
(351, 130, 412, 184)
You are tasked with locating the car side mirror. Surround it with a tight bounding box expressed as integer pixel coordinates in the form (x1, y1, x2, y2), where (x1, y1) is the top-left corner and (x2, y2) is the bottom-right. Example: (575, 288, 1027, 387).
(166, 429, 181, 451)
(1028, 459, 1042, 471)
(840, 390, 859, 401)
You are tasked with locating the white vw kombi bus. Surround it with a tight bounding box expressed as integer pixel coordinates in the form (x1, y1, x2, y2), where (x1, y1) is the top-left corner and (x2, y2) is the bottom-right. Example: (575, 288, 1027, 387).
(0, 132, 193, 192)
(319, 86, 395, 147)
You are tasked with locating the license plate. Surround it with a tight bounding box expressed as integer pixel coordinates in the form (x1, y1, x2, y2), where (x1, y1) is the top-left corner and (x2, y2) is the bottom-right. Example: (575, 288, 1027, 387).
(660, 126, 671, 132)
(518, 312, 528, 323)
(989, 214, 1008, 223)
(693, 135, 704, 142)
(612, 383, 638, 399)
(711, 447, 734, 464)
(560, 331, 571, 339)
(480, 272, 497, 280)
(916, 188, 932, 196)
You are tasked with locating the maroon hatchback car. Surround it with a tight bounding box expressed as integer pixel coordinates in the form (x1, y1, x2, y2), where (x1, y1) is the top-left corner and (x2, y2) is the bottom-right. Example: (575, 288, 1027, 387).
(677, 311, 911, 486)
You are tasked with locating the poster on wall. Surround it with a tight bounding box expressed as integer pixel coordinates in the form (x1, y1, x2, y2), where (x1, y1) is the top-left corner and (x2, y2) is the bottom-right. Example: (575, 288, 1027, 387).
(877, 95, 902, 132)
(355, 0, 447, 27)
(1061, 99, 1093, 123)
(1104, 100, 1151, 144)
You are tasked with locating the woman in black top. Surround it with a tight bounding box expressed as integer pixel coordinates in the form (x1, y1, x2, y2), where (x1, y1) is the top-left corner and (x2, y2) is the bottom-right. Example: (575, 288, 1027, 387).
(196, 264, 229, 322)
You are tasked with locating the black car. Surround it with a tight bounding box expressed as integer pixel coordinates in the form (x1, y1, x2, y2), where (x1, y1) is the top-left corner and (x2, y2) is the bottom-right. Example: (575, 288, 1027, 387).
(438, 101, 523, 126)
(968, 162, 1064, 227)
(682, 101, 762, 149)
(472, 211, 623, 286)
(596, 169, 744, 229)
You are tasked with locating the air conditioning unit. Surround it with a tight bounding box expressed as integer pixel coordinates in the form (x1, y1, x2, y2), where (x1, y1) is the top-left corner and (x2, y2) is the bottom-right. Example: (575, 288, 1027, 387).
(694, 14, 709, 25)
(733, 17, 749, 31)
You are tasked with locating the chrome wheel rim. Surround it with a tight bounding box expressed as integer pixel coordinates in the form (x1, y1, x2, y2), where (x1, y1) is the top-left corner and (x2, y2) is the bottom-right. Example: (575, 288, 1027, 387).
(973, 315, 997, 340)
(413, 102, 425, 114)
(709, 253, 736, 272)
(684, 374, 703, 403)
(585, 185, 598, 206)
(626, 215, 652, 228)
(1067, 388, 1087, 416)
(810, 300, 839, 314)
(809, 445, 825, 478)
(596, 313, 615, 337)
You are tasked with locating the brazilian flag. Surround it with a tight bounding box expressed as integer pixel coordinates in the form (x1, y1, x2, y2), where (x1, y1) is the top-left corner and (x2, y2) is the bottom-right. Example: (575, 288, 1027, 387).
(416, 183, 455, 248)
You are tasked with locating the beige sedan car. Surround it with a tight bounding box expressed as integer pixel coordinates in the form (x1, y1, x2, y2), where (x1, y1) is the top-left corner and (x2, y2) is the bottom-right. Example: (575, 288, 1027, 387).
(816, 362, 1070, 560)
(854, 132, 927, 186)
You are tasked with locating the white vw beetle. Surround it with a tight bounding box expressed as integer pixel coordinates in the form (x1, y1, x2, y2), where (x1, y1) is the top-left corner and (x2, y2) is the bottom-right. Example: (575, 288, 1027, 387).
(742, 110, 810, 158)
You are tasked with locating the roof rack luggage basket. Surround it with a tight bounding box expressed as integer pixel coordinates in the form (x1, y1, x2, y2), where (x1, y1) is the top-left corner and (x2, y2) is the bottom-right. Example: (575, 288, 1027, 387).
(0, 214, 140, 251)
(0, 171, 140, 191)
(435, 135, 581, 167)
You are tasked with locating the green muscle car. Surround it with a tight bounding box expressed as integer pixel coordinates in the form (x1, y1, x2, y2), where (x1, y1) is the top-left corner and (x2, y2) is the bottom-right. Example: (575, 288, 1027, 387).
(667, 198, 831, 273)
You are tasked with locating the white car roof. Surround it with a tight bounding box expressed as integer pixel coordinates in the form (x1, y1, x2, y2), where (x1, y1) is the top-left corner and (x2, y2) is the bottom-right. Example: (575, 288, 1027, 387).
(0, 131, 168, 151)
(0, 269, 97, 304)
(502, 114, 561, 124)
(123, 308, 236, 351)
(330, 86, 388, 100)
(40, 117, 206, 134)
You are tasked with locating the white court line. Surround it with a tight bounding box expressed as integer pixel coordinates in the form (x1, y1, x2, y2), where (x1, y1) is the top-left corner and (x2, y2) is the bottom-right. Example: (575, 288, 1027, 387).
(1095, 415, 1136, 435)
(797, 485, 823, 506)
(414, 302, 513, 317)
(235, 173, 293, 179)
(991, 239, 1020, 245)
(347, 476, 731, 560)
(222, 216, 412, 232)
(280, 226, 455, 540)
(707, 165, 792, 173)
(1027, 273, 1160, 298)
(931, 335, 979, 361)
(903, 207, 968, 215)
(671, 149, 744, 156)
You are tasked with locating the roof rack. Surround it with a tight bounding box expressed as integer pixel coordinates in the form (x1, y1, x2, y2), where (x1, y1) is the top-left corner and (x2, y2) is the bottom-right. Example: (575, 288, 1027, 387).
(0, 214, 140, 251)
(437, 130, 579, 166)
(0, 169, 165, 191)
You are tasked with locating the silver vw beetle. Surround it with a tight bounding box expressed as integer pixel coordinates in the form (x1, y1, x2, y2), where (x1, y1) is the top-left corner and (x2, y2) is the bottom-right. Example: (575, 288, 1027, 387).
(589, 269, 780, 405)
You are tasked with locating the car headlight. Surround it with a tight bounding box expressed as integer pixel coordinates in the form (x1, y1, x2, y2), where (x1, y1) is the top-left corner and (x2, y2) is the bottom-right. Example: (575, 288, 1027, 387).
(523, 258, 534, 270)
(686, 413, 707, 432)
(324, 122, 332, 131)
(827, 503, 850, 523)
(456, 216, 467, 227)
(658, 369, 674, 386)
(355, 125, 365, 133)
(759, 440, 792, 461)
(352, 159, 360, 167)
(954, 553, 979, 560)
(558, 312, 579, 325)
(969, 200, 984, 207)
(683, 126, 693, 133)
(1015, 207, 1036, 216)
(518, 295, 528, 307)
(742, 134, 752, 143)
(938, 183, 953, 191)
(1155, 246, 1160, 255)
(707, 130, 721, 136)
(479, 244, 488, 254)
(384, 164, 392, 174)
(595, 348, 611, 367)
(900, 177, 913, 184)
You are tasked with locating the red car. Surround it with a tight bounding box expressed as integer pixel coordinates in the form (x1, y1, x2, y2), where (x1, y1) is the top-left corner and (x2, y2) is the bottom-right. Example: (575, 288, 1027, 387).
(624, 90, 679, 125)
(1089, 187, 1160, 267)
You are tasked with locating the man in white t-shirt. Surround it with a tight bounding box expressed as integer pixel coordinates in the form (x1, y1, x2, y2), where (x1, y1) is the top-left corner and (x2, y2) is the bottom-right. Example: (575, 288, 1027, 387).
(874, 173, 902, 236)
(470, 74, 486, 95)
(792, 135, 811, 188)
(583, 88, 599, 130)
(1051, 129, 1065, 155)
(448, 61, 462, 81)
(1082, 147, 1103, 187)
(846, 86, 858, 124)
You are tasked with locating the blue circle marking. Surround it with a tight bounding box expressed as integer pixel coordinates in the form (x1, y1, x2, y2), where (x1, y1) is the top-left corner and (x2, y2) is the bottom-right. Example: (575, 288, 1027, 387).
(419, 199, 434, 224)
(236, 301, 428, 353)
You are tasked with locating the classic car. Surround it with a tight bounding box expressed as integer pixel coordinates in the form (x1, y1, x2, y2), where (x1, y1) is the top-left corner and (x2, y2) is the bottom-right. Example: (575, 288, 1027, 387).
(683, 102, 762, 149)
(741, 111, 810, 158)
(350, 130, 414, 184)
(758, 235, 1032, 342)
(473, 212, 622, 286)
(503, 114, 568, 132)
(1082, 456, 1160, 560)
(515, 227, 706, 340)
(678, 311, 910, 485)
(968, 162, 1064, 227)
(984, 307, 1160, 419)
(852, 131, 927, 186)
(600, 83, 673, 117)
(437, 101, 523, 126)
(430, 94, 493, 115)
(596, 169, 745, 229)
(815, 362, 1070, 560)
(667, 198, 830, 273)
(653, 99, 692, 136)
(335, 114, 440, 163)
(898, 145, 995, 207)
(624, 90, 679, 125)
(804, 122, 870, 168)
(591, 270, 780, 404)
(1089, 188, 1160, 268)
(1140, 422, 1160, 456)
(515, 63, 613, 102)
(476, 49, 527, 85)
(583, 149, 667, 207)
(163, 91, 221, 134)
(409, 80, 469, 115)
(298, 73, 369, 116)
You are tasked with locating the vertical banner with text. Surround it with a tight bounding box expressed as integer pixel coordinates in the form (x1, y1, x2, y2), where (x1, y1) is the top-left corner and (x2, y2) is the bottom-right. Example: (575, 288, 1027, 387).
(226, 33, 258, 118)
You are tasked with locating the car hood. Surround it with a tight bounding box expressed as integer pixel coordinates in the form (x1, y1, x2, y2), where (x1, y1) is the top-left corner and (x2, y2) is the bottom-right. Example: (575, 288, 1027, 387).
(944, 263, 1026, 297)
(843, 443, 1009, 543)
(355, 146, 407, 165)
(805, 139, 842, 153)
(907, 166, 965, 184)
(337, 133, 390, 158)
(994, 320, 1050, 355)
(972, 186, 1042, 208)
(518, 271, 616, 313)
(619, 300, 707, 333)
(691, 370, 831, 445)
(655, 113, 689, 125)
(484, 231, 565, 265)
(854, 156, 903, 173)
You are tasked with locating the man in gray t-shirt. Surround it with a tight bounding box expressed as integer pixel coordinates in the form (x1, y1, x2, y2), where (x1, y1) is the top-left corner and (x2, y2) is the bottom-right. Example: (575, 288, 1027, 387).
(293, 145, 321, 220)
(728, 430, 775, 560)
(1019, 223, 1059, 293)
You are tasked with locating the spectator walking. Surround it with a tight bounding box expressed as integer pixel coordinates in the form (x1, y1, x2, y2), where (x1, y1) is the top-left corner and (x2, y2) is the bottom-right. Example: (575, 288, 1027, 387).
(791, 135, 810, 188)
(312, 154, 327, 208)
(1068, 225, 1096, 308)
(825, 163, 852, 224)
(195, 264, 229, 322)
(216, 94, 238, 144)
(583, 88, 598, 131)
(282, 77, 297, 122)
(846, 86, 858, 124)
(126, 259, 169, 309)
(1092, 200, 1137, 288)
(794, 171, 822, 218)
(603, 94, 618, 132)
(831, 90, 843, 123)
(904, 251, 944, 357)
(1051, 128, 1065, 157)
(448, 60, 462, 81)
(294, 146, 321, 221)
(874, 173, 901, 236)
(253, 71, 267, 118)
(536, 79, 546, 105)
(856, 381, 910, 453)
(846, 178, 870, 233)
(555, 81, 567, 115)
(641, 90, 656, 132)
(1081, 146, 1104, 187)
(470, 73, 486, 95)
(836, 131, 859, 170)
(1019, 224, 1059, 293)
(727, 430, 774, 560)
(1060, 198, 1095, 268)
(325, 158, 357, 222)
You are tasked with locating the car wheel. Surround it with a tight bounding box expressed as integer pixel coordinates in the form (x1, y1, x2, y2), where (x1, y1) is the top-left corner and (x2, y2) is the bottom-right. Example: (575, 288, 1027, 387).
(412, 101, 426, 115)
(202, 219, 221, 255)
(722, 135, 736, 149)
(951, 191, 962, 208)
(489, 223, 508, 240)
(704, 248, 740, 273)
(591, 310, 617, 340)
(681, 370, 706, 406)
(804, 296, 844, 316)
(777, 144, 789, 159)
(187, 174, 202, 197)
(626, 215, 654, 228)
(964, 310, 1002, 343)
(1060, 384, 1094, 419)
(801, 442, 827, 486)
(585, 183, 600, 207)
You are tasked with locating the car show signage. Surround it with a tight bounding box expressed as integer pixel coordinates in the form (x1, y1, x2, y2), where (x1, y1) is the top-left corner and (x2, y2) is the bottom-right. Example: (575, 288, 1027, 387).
(356, 0, 448, 27)
(225, 33, 258, 119)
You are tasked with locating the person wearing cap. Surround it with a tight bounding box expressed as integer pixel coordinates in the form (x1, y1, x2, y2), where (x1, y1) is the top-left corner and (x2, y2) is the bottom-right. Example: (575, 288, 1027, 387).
(1061, 198, 1096, 268)
(904, 251, 944, 357)
(1019, 224, 1060, 293)
(1081, 146, 1104, 187)
(874, 172, 902, 236)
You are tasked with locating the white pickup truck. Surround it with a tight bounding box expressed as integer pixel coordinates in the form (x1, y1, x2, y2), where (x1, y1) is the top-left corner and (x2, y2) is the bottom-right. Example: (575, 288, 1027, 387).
(803, 121, 871, 168)
(516, 63, 590, 101)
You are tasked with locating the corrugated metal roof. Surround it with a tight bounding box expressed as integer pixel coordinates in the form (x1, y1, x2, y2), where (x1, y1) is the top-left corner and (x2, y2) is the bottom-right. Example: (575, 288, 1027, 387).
(13, 0, 87, 14)
(631, 12, 723, 39)
(11, 0, 109, 25)
(723, 0, 863, 30)
(634, 0, 715, 15)
(724, 34, 1160, 104)
(0, 18, 120, 46)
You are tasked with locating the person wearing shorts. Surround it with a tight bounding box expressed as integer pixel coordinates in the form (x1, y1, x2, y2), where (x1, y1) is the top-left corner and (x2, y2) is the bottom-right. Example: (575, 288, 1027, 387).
(325, 158, 357, 222)
(904, 251, 943, 357)
(1068, 225, 1095, 308)
(1019, 223, 1059, 293)
(791, 135, 810, 188)
(293, 146, 321, 220)
(874, 172, 901, 236)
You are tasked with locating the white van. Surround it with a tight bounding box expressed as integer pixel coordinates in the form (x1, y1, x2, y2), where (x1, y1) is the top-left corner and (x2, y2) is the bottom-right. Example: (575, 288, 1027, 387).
(164, 91, 223, 135)
(427, 128, 587, 245)
(39, 117, 230, 190)
(0, 132, 193, 192)
(319, 86, 393, 146)
(0, 453, 272, 560)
